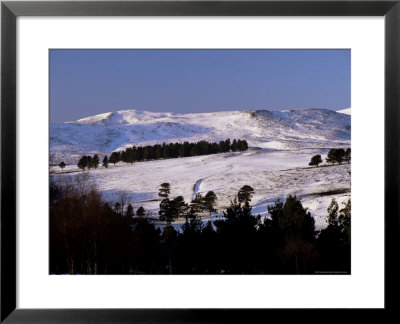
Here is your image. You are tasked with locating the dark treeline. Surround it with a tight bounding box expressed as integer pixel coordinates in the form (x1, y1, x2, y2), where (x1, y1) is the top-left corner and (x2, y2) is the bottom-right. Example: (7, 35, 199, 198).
(93, 139, 248, 169)
(50, 176, 350, 275)
(326, 148, 351, 165)
(77, 154, 100, 170)
(309, 148, 351, 167)
(118, 139, 249, 164)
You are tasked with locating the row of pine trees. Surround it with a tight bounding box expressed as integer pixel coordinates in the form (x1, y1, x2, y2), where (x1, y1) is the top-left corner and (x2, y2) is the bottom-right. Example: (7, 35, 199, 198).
(50, 176, 350, 275)
(59, 145, 349, 171)
(117, 139, 249, 164)
(309, 148, 351, 167)
(70, 139, 249, 171)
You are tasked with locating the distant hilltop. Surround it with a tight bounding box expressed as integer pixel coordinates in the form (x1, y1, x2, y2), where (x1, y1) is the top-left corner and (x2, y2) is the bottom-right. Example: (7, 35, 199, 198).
(50, 108, 351, 156)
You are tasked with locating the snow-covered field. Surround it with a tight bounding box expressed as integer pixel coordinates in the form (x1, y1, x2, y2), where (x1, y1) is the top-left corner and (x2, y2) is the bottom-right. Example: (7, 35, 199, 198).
(50, 108, 351, 230)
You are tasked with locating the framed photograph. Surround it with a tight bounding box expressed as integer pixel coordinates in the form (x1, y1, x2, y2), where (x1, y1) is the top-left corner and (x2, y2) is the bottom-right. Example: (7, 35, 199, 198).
(1, 0, 399, 322)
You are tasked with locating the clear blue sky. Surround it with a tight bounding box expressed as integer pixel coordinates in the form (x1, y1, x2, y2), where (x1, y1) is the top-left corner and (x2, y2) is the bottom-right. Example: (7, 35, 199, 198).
(50, 49, 350, 123)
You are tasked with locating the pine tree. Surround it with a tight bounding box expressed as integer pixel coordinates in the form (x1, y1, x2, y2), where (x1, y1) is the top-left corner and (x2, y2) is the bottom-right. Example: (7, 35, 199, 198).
(92, 154, 100, 169)
(309, 154, 323, 167)
(326, 149, 336, 165)
(204, 191, 217, 211)
(280, 195, 316, 242)
(171, 196, 189, 220)
(159, 196, 188, 224)
(77, 156, 89, 170)
(159, 198, 173, 224)
(278, 195, 317, 273)
(109, 152, 120, 165)
(268, 198, 284, 228)
(237, 185, 255, 204)
(126, 204, 134, 218)
(213, 198, 259, 273)
(344, 148, 351, 164)
(335, 148, 346, 165)
(114, 202, 121, 215)
(59, 161, 66, 170)
(161, 225, 178, 274)
(87, 156, 93, 169)
(317, 198, 351, 273)
(136, 206, 145, 217)
(189, 194, 207, 214)
(327, 198, 339, 227)
(240, 140, 248, 151)
(231, 139, 238, 151)
(339, 199, 351, 232)
(102, 155, 109, 168)
(225, 139, 231, 152)
(339, 199, 351, 268)
(158, 183, 171, 198)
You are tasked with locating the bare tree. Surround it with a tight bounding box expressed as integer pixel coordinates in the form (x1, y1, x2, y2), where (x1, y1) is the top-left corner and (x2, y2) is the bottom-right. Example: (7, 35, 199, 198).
(115, 192, 129, 217)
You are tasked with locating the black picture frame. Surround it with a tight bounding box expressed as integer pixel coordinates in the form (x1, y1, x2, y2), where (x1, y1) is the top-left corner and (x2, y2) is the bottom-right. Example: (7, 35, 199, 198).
(1, 0, 399, 322)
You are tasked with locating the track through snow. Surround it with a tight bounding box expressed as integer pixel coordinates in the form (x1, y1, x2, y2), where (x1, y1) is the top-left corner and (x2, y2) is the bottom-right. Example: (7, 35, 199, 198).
(191, 163, 236, 200)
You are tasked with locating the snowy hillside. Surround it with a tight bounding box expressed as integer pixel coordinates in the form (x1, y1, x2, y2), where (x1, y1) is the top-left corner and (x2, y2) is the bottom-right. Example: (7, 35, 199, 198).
(50, 108, 351, 229)
(50, 108, 351, 159)
(51, 148, 350, 230)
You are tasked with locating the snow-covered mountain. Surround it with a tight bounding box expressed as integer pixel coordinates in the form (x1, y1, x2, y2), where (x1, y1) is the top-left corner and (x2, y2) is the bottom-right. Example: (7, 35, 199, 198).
(50, 108, 351, 156)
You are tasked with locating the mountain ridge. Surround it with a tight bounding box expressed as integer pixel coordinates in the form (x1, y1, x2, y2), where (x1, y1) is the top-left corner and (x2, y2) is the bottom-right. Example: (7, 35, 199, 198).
(51, 108, 351, 157)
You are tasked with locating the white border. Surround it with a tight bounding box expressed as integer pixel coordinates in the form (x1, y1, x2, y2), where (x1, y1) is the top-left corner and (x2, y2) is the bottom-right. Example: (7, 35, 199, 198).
(17, 17, 384, 308)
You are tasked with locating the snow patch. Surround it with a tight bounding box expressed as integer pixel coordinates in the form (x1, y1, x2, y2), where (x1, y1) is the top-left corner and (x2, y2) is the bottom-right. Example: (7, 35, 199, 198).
(336, 108, 351, 115)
